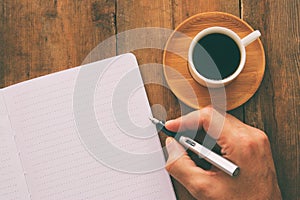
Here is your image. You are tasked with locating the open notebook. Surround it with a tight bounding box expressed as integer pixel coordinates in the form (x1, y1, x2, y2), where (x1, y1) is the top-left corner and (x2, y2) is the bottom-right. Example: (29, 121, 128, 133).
(0, 53, 176, 200)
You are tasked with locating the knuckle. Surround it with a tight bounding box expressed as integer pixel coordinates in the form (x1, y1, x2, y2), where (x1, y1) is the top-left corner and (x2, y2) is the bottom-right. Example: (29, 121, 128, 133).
(239, 129, 270, 157)
(251, 128, 270, 146)
(200, 106, 214, 128)
(245, 138, 257, 150)
(201, 106, 214, 116)
(240, 135, 258, 154)
(165, 159, 179, 175)
(165, 158, 178, 174)
(165, 163, 172, 173)
(257, 131, 270, 145)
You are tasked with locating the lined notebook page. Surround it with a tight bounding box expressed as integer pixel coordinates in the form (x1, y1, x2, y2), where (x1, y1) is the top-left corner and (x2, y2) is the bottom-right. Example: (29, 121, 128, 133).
(3, 54, 176, 200)
(0, 90, 30, 200)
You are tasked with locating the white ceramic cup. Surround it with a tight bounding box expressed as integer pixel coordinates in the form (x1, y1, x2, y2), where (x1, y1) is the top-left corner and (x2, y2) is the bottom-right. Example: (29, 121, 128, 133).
(188, 26, 261, 88)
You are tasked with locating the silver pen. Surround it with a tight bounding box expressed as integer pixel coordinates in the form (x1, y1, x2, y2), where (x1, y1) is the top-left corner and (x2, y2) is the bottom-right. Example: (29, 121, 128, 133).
(149, 117, 240, 176)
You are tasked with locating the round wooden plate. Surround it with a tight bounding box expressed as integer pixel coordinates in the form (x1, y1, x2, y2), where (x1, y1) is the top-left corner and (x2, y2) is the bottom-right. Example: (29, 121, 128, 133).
(163, 12, 265, 110)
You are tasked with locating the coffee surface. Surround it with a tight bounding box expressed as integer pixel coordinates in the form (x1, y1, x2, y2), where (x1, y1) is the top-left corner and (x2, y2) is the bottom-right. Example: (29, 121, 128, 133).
(192, 33, 241, 80)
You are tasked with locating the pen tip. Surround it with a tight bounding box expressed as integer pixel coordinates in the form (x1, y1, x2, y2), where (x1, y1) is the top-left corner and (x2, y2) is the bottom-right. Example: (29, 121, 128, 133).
(149, 117, 159, 124)
(148, 116, 154, 122)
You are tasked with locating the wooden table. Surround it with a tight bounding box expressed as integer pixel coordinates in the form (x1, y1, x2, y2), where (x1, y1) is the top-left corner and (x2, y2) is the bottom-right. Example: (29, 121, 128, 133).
(0, 0, 298, 199)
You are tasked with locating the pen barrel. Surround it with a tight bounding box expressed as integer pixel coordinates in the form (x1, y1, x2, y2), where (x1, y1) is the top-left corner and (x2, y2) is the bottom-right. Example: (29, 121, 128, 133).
(179, 136, 239, 176)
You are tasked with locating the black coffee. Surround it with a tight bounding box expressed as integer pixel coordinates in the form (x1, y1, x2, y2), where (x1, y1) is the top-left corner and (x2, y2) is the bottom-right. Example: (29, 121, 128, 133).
(192, 33, 241, 80)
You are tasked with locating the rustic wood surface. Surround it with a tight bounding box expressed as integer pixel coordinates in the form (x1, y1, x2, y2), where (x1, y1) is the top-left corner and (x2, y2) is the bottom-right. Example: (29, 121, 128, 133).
(0, 0, 298, 199)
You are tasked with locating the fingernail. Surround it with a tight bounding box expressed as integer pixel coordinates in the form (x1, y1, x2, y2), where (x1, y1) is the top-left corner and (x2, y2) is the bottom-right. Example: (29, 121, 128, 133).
(165, 137, 173, 145)
(165, 120, 174, 127)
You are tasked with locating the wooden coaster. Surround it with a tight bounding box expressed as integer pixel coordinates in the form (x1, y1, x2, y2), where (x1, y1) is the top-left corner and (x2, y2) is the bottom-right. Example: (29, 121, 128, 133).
(163, 12, 265, 110)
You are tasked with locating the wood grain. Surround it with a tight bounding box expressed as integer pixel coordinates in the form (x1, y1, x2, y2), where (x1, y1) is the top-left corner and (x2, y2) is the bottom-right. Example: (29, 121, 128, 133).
(0, 0, 116, 87)
(116, 0, 181, 124)
(116, 0, 185, 150)
(242, 0, 300, 199)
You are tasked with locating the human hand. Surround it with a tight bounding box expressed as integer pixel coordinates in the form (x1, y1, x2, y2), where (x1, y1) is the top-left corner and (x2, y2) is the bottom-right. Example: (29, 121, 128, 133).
(165, 106, 282, 200)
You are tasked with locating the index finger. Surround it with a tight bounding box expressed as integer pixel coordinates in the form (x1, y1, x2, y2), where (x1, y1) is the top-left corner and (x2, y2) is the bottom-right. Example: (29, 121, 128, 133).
(165, 106, 240, 142)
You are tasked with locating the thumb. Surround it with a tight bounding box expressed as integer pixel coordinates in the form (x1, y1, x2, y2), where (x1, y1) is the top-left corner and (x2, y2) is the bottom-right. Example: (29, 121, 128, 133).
(165, 137, 213, 188)
(165, 137, 187, 167)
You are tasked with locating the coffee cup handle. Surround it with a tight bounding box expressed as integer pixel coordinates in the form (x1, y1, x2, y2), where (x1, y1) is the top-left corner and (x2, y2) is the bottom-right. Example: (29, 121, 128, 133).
(241, 30, 261, 47)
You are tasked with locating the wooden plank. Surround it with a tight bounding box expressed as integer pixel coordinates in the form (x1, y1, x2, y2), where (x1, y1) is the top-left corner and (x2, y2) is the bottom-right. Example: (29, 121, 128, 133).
(242, 0, 299, 199)
(172, 0, 241, 27)
(116, 0, 180, 121)
(0, 0, 116, 87)
(116, 0, 177, 116)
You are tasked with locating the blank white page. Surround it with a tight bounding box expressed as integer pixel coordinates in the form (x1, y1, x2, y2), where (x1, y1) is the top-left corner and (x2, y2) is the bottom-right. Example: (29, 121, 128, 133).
(3, 54, 176, 200)
(0, 90, 30, 200)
